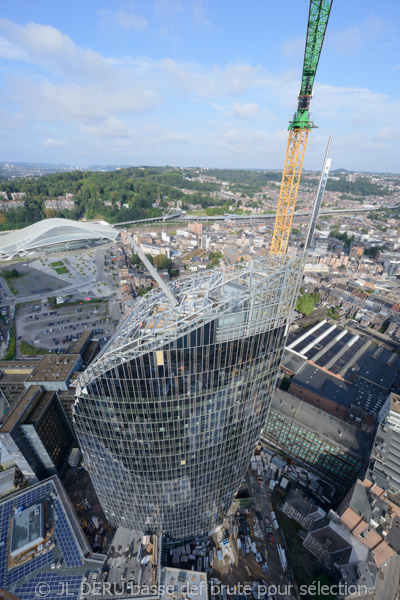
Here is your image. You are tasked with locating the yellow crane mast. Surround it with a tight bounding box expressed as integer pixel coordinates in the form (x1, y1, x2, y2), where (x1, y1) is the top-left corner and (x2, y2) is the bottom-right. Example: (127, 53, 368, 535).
(270, 0, 333, 256)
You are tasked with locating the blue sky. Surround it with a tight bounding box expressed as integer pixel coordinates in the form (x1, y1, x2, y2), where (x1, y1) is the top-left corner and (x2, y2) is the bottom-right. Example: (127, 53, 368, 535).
(0, 0, 399, 172)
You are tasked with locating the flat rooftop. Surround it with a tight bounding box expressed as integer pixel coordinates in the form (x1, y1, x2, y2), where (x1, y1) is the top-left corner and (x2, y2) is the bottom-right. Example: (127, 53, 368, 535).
(0, 361, 37, 385)
(96, 527, 161, 600)
(281, 348, 307, 374)
(293, 363, 357, 407)
(357, 353, 396, 390)
(271, 390, 371, 458)
(386, 516, 400, 553)
(0, 475, 104, 598)
(24, 354, 80, 384)
(23, 391, 56, 426)
(10, 503, 44, 557)
(0, 361, 38, 372)
(67, 330, 91, 355)
(369, 424, 400, 493)
(160, 567, 208, 600)
(0, 385, 43, 433)
(0, 467, 18, 496)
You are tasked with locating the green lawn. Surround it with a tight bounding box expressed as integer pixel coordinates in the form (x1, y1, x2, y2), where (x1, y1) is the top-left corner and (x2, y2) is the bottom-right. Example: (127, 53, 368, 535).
(6, 282, 18, 295)
(50, 261, 63, 267)
(55, 266, 68, 275)
(20, 340, 49, 356)
(0, 270, 24, 295)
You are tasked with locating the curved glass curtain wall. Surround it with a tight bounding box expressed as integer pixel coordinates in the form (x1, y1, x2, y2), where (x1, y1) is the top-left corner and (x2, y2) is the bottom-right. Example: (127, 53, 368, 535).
(74, 257, 301, 541)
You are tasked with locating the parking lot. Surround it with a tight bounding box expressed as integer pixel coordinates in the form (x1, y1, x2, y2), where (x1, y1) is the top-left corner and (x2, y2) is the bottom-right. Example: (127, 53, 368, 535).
(0, 262, 69, 297)
(30, 248, 114, 298)
(16, 299, 119, 355)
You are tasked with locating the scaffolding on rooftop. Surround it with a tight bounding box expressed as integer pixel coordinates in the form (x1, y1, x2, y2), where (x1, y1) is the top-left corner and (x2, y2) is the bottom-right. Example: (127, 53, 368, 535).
(77, 252, 302, 390)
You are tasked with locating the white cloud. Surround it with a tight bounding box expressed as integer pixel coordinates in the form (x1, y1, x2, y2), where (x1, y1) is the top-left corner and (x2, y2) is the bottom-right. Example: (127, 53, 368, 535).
(154, 0, 183, 17)
(159, 59, 262, 97)
(313, 82, 400, 128)
(0, 18, 107, 79)
(192, 0, 210, 28)
(0, 17, 398, 171)
(282, 36, 304, 58)
(161, 131, 189, 144)
(44, 138, 68, 147)
(98, 9, 148, 32)
(0, 108, 28, 132)
(83, 116, 135, 138)
(214, 127, 288, 156)
(329, 17, 386, 55)
(374, 126, 399, 142)
(231, 102, 259, 119)
(11, 79, 161, 124)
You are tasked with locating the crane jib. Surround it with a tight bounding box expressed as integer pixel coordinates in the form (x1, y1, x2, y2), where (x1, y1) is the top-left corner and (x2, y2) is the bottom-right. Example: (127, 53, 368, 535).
(290, 0, 333, 130)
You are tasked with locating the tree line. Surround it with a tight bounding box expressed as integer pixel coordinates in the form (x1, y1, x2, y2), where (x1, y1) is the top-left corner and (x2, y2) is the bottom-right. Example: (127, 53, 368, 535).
(0, 167, 222, 231)
(326, 177, 391, 197)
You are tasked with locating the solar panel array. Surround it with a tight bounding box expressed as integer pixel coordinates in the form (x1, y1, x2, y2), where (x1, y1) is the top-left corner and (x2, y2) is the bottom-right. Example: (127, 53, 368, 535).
(6, 550, 54, 586)
(15, 483, 50, 508)
(0, 484, 55, 588)
(0, 482, 89, 595)
(54, 500, 83, 567)
(0, 501, 13, 588)
(14, 571, 83, 600)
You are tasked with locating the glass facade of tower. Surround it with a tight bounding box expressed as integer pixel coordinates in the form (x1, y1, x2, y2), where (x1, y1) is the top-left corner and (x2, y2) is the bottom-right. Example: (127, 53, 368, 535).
(74, 256, 301, 541)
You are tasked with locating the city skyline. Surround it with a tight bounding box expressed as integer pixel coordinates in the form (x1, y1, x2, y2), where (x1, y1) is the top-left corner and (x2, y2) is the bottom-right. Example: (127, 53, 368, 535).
(0, 1, 399, 172)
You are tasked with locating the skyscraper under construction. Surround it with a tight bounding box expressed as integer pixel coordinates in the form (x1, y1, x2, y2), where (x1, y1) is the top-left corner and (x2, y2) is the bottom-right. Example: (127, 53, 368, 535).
(74, 0, 333, 542)
(73, 255, 301, 541)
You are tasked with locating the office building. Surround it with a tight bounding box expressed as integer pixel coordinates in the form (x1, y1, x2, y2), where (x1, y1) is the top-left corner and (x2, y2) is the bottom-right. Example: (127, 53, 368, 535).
(24, 353, 82, 392)
(74, 255, 301, 541)
(262, 390, 370, 488)
(0, 386, 76, 482)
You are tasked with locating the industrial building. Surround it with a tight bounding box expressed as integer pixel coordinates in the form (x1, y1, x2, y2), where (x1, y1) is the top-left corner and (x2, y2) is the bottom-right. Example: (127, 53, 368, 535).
(265, 320, 400, 493)
(262, 390, 370, 488)
(284, 321, 400, 423)
(74, 255, 302, 541)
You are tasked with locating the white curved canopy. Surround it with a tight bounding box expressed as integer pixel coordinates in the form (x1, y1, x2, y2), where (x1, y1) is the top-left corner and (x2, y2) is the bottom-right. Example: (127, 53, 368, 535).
(0, 218, 119, 258)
